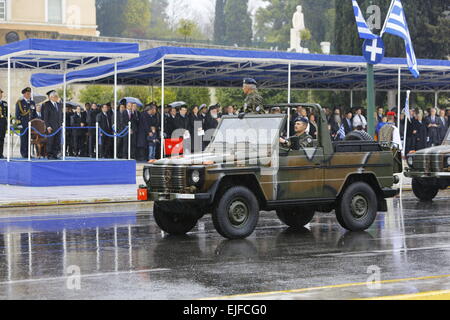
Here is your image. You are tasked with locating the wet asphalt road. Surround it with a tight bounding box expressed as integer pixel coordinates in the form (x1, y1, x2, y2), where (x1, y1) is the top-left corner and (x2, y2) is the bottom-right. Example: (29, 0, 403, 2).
(0, 192, 450, 300)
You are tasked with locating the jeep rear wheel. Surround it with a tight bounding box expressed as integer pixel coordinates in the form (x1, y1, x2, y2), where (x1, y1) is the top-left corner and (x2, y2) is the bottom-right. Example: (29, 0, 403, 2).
(153, 202, 199, 235)
(212, 186, 260, 240)
(412, 178, 439, 202)
(336, 182, 378, 232)
(276, 208, 315, 229)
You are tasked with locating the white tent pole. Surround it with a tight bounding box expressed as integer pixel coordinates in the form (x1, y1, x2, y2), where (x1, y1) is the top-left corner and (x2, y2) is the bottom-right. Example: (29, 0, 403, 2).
(128, 121, 131, 161)
(397, 67, 401, 130)
(63, 69, 67, 161)
(160, 59, 165, 160)
(402, 91, 411, 158)
(7, 57, 11, 162)
(287, 63, 292, 137)
(28, 121, 31, 162)
(350, 90, 354, 109)
(114, 60, 118, 160)
(435, 91, 438, 109)
(96, 122, 99, 161)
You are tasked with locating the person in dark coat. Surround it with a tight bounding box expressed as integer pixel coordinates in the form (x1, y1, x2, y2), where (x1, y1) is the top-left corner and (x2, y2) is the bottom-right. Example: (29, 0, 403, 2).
(96, 104, 113, 159)
(42, 90, 63, 160)
(122, 102, 139, 159)
(343, 110, 354, 135)
(412, 111, 428, 152)
(137, 106, 160, 160)
(174, 106, 190, 136)
(329, 108, 343, 141)
(425, 108, 443, 147)
(0, 89, 8, 159)
(174, 106, 190, 154)
(87, 103, 100, 158)
(16, 87, 36, 158)
(438, 109, 449, 143)
(116, 104, 126, 159)
(203, 105, 220, 150)
(165, 107, 178, 139)
(189, 105, 204, 153)
(71, 106, 87, 157)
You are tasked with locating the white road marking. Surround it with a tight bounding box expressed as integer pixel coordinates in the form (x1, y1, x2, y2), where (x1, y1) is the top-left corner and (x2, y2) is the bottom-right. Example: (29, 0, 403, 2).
(0, 268, 171, 286)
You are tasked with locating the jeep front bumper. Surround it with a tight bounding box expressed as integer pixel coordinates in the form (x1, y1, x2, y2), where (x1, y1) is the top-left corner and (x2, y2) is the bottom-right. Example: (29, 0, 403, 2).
(404, 167, 450, 179)
(138, 189, 211, 202)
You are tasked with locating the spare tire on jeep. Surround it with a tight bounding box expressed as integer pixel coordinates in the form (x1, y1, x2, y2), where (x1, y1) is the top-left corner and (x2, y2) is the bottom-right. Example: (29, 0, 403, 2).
(344, 131, 374, 142)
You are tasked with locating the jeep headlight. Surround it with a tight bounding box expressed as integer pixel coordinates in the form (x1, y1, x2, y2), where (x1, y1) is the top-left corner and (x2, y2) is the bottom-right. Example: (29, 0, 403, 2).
(191, 170, 201, 184)
(447, 157, 450, 167)
(188, 168, 205, 188)
(407, 156, 414, 167)
(144, 168, 151, 183)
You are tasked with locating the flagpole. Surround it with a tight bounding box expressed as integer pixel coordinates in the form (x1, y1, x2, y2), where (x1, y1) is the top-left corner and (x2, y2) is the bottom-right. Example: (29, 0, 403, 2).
(380, 0, 395, 36)
(402, 90, 411, 158)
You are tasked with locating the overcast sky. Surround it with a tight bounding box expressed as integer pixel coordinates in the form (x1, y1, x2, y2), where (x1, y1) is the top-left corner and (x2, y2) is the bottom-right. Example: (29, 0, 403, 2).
(166, 0, 268, 28)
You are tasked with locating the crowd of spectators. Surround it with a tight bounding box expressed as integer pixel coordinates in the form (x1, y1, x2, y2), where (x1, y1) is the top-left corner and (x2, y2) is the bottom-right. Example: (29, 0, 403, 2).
(60, 101, 449, 161)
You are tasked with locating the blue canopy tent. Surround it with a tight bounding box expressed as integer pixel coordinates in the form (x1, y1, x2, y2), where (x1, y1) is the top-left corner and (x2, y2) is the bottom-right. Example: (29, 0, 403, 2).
(0, 38, 139, 161)
(30, 46, 450, 157)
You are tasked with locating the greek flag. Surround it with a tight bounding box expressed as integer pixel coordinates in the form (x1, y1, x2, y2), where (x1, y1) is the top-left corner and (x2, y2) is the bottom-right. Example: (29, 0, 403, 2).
(382, 0, 420, 78)
(352, 0, 377, 40)
(338, 124, 346, 141)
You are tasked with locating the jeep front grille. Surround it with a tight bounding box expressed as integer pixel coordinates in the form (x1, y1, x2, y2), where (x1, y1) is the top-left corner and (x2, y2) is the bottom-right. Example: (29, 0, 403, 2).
(412, 155, 444, 172)
(148, 166, 187, 192)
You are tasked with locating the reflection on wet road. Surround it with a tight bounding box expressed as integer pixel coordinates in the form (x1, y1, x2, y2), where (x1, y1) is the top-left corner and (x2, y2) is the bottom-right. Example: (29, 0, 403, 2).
(0, 193, 450, 300)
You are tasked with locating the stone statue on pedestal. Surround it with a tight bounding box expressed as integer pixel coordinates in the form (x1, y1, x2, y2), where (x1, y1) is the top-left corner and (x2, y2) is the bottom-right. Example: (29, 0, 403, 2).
(288, 6, 309, 53)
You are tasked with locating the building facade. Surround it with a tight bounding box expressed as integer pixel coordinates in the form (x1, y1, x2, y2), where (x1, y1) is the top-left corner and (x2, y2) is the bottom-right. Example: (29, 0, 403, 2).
(0, 0, 98, 44)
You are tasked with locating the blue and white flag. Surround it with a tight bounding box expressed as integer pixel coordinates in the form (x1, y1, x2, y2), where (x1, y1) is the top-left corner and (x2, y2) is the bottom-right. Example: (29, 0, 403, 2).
(338, 124, 346, 141)
(352, 0, 378, 40)
(382, 0, 420, 78)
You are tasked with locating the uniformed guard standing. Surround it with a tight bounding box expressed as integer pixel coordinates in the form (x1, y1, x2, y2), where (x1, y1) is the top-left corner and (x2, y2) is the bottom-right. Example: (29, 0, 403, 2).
(0, 88, 8, 159)
(15, 87, 36, 158)
(243, 78, 265, 114)
(279, 117, 313, 150)
(379, 111, 403, 151)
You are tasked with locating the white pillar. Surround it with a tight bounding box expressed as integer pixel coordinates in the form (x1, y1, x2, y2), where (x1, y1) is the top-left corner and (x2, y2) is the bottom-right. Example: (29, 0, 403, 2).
(397, 67, 401, 130)
(435, 91, 439, 109)
(7, 58, 11, 162)
(63, 70, 67, 161)
(287, 63, 292, 138)
(96, 122, 99, 161)
(350, 90, 354, 109)
(128, 121, 131, 161)
(160, 59, 165, 160)
(28, 121, 31, 161)
(114, 60, 118, 160)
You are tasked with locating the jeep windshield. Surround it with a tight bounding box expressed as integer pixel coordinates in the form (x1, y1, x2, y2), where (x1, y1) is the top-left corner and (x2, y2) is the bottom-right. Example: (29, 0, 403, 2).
(206, 115, 285, 153)
(443, 127, 450, 146)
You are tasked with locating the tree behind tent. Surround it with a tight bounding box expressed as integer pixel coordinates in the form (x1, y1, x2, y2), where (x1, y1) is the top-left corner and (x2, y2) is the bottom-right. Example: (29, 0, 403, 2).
(224, 0, 252, 47)
(214, 0, 227, 45)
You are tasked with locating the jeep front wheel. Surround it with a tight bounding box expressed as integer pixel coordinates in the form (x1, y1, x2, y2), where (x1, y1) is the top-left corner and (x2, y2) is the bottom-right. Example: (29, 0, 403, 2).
(336, 182, 378, 232)
(212, 186, 260, 240)
(412, 178, 439, 202)
(153, 202, 199, 235)
(276, 208, 315, 229)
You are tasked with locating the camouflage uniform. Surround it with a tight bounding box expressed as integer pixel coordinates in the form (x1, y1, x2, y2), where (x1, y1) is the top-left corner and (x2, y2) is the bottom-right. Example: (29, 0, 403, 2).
(282, 132, 314, 150)
(244, 91, 265, 114)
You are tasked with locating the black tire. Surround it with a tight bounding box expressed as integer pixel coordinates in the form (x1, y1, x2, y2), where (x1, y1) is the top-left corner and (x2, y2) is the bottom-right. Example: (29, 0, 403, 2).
(276, 208, 315, 229)
(336, 182, 378, 232)
(212, 186, 260, 240)
(344, 131, 374, 142)
(153, 202, 198, 235)
(412, 178, 439, 202)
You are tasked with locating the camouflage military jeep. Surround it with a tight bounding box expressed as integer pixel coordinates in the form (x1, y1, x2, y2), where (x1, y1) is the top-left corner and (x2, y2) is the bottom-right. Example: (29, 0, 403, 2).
(405, 127, 450, 201)
(139, 104, 401, 240)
